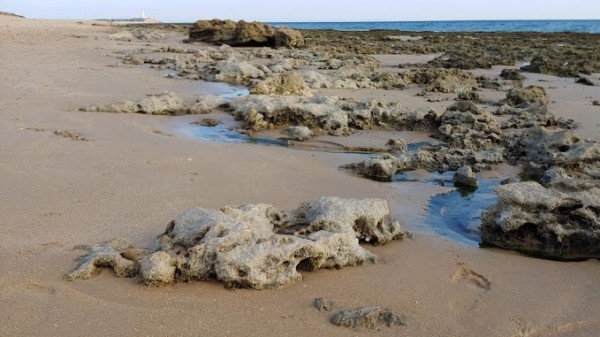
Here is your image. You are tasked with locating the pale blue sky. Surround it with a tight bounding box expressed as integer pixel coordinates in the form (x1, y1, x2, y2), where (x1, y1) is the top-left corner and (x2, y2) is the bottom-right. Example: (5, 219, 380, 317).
(1, 0, 599, 22)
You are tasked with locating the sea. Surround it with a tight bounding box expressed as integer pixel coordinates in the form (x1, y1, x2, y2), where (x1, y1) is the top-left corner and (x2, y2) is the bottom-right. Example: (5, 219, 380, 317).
(268, 20, 600, 33)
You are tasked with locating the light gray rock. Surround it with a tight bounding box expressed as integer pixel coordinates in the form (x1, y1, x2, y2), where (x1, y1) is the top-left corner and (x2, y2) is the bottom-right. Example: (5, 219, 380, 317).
(481, 182, 600, 260)
(66, 197, 404, 289)
(250, 72, 313, 96)
(189, 95, 227, 114)
(452, 165, 479, 187)
(313, 298, 334, 312)
(386, 138, 408, 152)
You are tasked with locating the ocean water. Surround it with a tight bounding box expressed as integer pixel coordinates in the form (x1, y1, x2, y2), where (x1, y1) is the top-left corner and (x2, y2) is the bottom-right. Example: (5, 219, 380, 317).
(270, 20, 600, 33)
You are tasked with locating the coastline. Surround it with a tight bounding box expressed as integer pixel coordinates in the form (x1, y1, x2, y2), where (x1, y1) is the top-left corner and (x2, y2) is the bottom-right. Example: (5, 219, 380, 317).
(1, 15, 599, 336)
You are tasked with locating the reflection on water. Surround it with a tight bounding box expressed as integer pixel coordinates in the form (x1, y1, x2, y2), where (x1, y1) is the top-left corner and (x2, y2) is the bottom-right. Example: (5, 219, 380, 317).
(393, 171, 501, 245)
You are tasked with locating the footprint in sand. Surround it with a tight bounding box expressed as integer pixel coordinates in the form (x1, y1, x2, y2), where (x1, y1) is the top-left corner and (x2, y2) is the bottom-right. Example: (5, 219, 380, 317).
(17, 282, 57, 295)
(451, 264, 491, 290)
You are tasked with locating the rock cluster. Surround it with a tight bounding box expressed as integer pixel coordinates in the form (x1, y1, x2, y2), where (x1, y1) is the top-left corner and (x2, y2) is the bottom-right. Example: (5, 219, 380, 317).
(80, 92, 186, 115)
(66, 197, 404, 289)
(188, 19, 305, 48)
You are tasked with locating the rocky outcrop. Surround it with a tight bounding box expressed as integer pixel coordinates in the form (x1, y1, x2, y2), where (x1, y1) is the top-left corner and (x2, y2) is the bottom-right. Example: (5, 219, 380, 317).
(250, 72, 313, 96)
(438, 101, 503, 151)
(189, 19, 304, 48)
(284, 126, 313, 141)
(503, 86, 549, 108)
(66, 197, 404, 289)
(481, 182, 600, 260)
(80, 92, 187, 115)
(330, 306, 406, 330)
(403, 68, 478, 93)
(521, 54, 597, 77)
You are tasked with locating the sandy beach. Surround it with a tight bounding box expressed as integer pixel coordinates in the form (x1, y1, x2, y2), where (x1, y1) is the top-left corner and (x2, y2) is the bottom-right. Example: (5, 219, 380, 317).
(1, 15, 599, 336)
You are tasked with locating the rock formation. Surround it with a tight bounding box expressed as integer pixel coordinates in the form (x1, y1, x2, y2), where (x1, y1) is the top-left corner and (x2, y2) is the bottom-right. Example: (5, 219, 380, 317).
(80, 92, 187, 115)
(330, 306, 406, 330)
(481, 182, 600, 260)
(189, 19, 305, 48)
(66, 197, 404, 289)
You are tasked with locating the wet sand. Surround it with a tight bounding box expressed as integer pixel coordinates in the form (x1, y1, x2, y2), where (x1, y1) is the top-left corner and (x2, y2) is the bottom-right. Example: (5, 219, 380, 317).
(1, 16, 599, 337)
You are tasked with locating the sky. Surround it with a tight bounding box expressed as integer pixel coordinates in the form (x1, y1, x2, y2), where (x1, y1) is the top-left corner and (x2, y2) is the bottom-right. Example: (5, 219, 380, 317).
(1, 0, 599, 22)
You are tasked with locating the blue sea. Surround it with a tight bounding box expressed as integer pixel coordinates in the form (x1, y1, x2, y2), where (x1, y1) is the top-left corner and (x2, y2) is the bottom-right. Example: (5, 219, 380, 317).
(269, 20, 600, 33)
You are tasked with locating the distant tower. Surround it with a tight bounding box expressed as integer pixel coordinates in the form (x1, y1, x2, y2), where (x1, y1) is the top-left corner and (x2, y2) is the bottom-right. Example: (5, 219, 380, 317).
(142, 9, 146, 19)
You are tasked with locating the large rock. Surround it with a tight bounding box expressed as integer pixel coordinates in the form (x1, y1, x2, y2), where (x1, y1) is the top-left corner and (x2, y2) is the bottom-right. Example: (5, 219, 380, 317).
(66, 197, 404, 289)
(504, 86, 549, 108)
(189, 19, 304, 48)
(481, 182, 600, 260)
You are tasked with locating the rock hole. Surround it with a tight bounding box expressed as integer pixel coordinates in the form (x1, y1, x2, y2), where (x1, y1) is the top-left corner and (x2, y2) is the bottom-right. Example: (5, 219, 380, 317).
(558, 144, 570, 152)
(297, 258, 317, 272)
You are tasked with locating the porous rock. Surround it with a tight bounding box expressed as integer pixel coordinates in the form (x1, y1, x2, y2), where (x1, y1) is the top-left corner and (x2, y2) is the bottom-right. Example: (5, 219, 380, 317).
(284, 125, 313, 141)
(452, 165, 479, 187)
(500, 68, 525, 81)
(504, 86, 549, 108)
(66, 197, 404, 289)
(250, 72, 313, 96)
(313, 298, 334, 312)
(438, 101, 503, 151)
(386, 138, 408, 152)
(64, 238, 147, 281)
(481, 182, 600, 260)
(81, 92, 186, 115)
(330, 306, 406, 330)
(403, 68, 478, 93)
(189, 19, 304, 48)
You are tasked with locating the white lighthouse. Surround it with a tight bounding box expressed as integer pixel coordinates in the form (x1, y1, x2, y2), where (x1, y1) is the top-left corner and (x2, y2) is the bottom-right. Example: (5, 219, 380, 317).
(142, 9, 146, 19)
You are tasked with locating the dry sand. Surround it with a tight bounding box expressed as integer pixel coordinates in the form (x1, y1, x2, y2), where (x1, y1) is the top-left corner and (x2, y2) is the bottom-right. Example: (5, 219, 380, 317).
(1, 16, 599, 337)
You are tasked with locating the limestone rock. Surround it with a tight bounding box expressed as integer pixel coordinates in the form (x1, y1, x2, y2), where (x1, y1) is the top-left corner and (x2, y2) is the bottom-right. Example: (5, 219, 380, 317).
(139, 251, 176, 286)
(452, 166, 479, 187)
(81, 92, 186, 115)
(189, 19, 304, 48)
(65, 238, 147, 281)
(500, 68, 525, 81)
(313, 298, 334, 312)
(403, 68, 478, 93)
(504, 86, 549, 107)
(274, 27, 305, 48)
(203, 61, 266, 85)
(250, 72, 313, 96)
(284, 126, 313, 141)
(330, 306, 406, 330)
(67, 197, 404, 289)
(189, 95, 227, 114)
(481, 182, 600, 260)
(109, 31, 134, 42)
(438, 101, 503, 151)
(386, 138, 408, 152)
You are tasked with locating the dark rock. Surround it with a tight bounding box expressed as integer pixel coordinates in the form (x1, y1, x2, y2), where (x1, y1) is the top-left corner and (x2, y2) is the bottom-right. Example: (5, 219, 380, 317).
(504, 86, 549, 108)
(330, 306, 406, 330)
(500, 68, 525, 81)
(576, 77, 596, 86)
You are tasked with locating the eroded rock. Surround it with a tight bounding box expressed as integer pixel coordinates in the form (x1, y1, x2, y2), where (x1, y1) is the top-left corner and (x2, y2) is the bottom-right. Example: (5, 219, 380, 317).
(330, 306, 406, 330)
(481, 182, 600, 260)
(80, 92, 186, 115)
(66, 197, 404, 289)
(284, 125, 313, 141)
(250, 72, 313, 96)
(453, 166, 479, 188)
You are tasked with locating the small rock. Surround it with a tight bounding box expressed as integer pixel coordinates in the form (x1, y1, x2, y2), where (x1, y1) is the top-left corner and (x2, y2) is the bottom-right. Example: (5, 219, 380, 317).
(330, 306, 406, 330)
(593, 100, 600, 106)
(285, 125, 313, 141)
(199, 118, 220, 127)
(386, 138, 408, 152)
(500, 68, 525, 81)
(575, 77, 596, 86)
(452, 165, 479, 188)
(313, 298, 334, 312)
